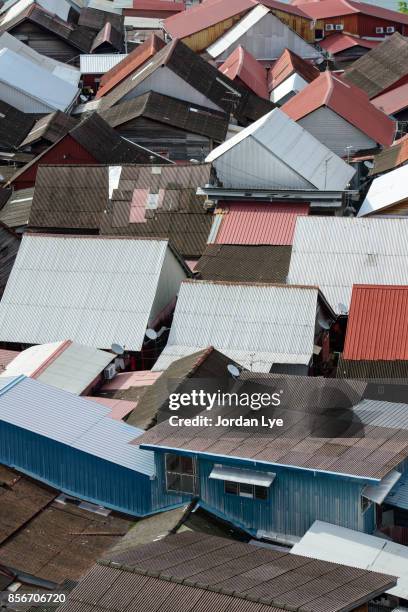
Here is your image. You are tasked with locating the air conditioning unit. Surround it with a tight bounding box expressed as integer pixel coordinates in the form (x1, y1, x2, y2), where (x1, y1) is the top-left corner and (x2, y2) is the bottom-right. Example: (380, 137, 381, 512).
(325, 24, 334, 30)
(376, 27, 384, 33)
(386, 26, 395, 33)
(103, 363, 117, 380)
(335, 24, 344, 30)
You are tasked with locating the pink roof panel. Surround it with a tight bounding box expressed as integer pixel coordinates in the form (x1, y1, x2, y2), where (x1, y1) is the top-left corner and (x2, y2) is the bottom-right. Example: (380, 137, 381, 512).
(129, 189, 148, 223)
(85, 397, 137, 420)
(219, 46, 269, 99)
(319, 33, 380, 55)
(101, 371, 162, 392)
(372, 82, 408, 116)
(213, 202, 310, 245)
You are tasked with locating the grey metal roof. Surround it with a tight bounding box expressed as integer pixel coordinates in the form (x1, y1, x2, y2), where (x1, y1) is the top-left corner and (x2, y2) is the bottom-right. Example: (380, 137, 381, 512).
(0, 234, 186, 350)
(385, 474, 408, 510)
(0, 376, 155, 475)
(288, 217, 408, 314)
(0, 188, 34, 228)
(153, 280, 322, 372)
(353, 398, 408, 430)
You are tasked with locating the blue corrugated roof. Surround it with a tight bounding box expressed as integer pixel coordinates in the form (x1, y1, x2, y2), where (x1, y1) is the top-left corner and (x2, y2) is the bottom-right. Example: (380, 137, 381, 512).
(386, 476, 408, 511)
(0, 376, 154, 476)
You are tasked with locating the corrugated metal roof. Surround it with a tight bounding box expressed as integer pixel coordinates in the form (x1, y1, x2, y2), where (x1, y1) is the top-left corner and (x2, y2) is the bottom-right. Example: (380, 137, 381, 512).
(206, 108, 355, 191)
(268, 48, 319, 92)
(353, 397, 408, 430)
(288, 217, 408, 314)
(1, 340, 114, 394)
(0, 375, 155, 475)
(0, 187, 33, 228)
(219, 46, 268, 99)
(85, 396, 136, 420)
(372, 82, 408, 116)
(211, 202, 309, 245)
(295, 0, 408, 24)
(385, 474, 408, 510)
(343, 285, 408, 361)
(281, 72, 396, 147)
(359, 164, 408, 217)
(0, 47, 78, 113)
(319, 33, 379, 56)
(80, 54, 127, 74)
(0, 234, 186, 350)
(371, 134, 408, 176)
(292, 520, 408, 600)
(153, 280, 321, 372)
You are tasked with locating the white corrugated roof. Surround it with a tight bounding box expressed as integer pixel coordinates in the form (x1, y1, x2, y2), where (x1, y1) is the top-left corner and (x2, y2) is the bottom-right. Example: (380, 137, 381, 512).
(0, 235, 185, 350)
(292, 520, 408, 600)
(0, 33, 80, 86)
(0, 0, 71, 23)
(124, 16, 162, 28)
(0, 47, 79, 111)
(0, 341, 113, 395)
(88, 0, 123, 13)
(153, 281, 321, 372)
(0, 376, 154, 475)
(206, 5, 321, 60)
(358, 164, 408, 217)
(205, 109, 355, 191)
(288, 216, 408, 314)
(80, 54, 127, 74)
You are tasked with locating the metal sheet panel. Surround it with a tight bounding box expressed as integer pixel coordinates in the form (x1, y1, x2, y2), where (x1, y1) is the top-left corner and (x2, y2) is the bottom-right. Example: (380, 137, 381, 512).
(359, 163, 408, 217)
(153, 280, 319, 372)
(209, 464, 276, 486)
(80, 54, 127, 74)
(288, 216, 408, 314)
(362, 469, 401, 504)
(0, 234, 185, 350)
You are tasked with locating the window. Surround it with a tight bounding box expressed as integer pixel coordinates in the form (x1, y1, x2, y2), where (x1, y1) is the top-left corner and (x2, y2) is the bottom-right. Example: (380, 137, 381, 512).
(361, 495, 372, 513)
(376, 27, 384, 33)
(224, 481, 268, 500)
(325, 23, 334, 30)
(165, 454, 198, 494)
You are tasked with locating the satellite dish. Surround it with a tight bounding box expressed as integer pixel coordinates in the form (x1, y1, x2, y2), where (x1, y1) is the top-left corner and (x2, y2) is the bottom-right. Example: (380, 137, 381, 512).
(79, 94, 88, 103)
(111, 343, 124, 355)
(338, 303, 348, 315)
(317, 318, 330, 330)
(364, 160, 374, 169)
(145, 328, 158, 341)
(227, 364, 240, 378)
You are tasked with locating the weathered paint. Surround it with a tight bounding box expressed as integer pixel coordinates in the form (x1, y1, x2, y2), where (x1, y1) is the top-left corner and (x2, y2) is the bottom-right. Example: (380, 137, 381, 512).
(182, 15, 246, 52)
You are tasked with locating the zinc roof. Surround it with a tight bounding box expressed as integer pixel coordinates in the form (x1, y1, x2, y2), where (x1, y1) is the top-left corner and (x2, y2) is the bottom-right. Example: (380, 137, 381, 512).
(80, 53, 127, 74)
(0, 376, 155, 475)
(0, 234, 183, 350)
(0, 187, 33, 228)
(288, 217, 408, 314)
(358, 163, 408, 217)
(153, 280, 324, 372)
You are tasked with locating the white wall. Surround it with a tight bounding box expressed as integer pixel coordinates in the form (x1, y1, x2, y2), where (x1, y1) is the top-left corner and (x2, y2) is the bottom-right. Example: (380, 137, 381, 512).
(149, 247, 187, 324)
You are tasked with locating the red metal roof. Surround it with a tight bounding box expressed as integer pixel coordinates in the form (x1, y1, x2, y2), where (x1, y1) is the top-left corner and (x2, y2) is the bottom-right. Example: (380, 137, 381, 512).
(281, 71, 396, 146)
(268, 48, 319, 92)
(319, 33, 380, 55)
(0, 349, 20, 371)
(164, 0, 310, 40)
(294, 0, 408, 24)
(343, 285, 408, 361)
(219, 46, 268, 99)
(213, 202, 309, 245)
(372, 82, 408, 115)
(128, 0, 184, 11)
(96, 34, 165, 100)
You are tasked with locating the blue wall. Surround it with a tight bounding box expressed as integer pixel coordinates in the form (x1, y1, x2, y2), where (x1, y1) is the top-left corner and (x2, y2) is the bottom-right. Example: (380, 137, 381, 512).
(0, 421, 186, 517)
(154, 450, 376, 537)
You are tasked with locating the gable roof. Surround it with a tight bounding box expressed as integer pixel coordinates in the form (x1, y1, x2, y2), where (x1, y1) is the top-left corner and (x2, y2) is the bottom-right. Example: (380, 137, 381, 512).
(29, 164, 108, 230)
(372, 82, 408, 116)
(1, 339, 113, 394)
(358, 163, 408, 217)
(96, 33, 165, 100)
(0, 234, 187, 350)
(281, 71, 395, 147)
(219, 46, 268, 99)
(206, 108, 356, 190)
(153, 280, 332, 372)
(78, 5, 124, 31)
(295, 0, 408, 24)
(288, 217, 408, 313)
(19, 110, 77, 148)
(343, 285, 408, 362)
(0, 99, 34, 150)
(99, 91, 229, 142)
(90, 21, 123, 53)
(97, 39, 273, 124)
(209, 202, 309, 245)
(268, 48, 320, 92)
(318, 32, 380, 56)
(371, 133, 408, 175)
(343, 32, 408, 99)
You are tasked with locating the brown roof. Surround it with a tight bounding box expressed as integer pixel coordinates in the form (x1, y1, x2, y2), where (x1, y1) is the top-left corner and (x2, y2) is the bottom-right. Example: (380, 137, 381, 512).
(337, 356, 408, 380)
(19, 111, 77, 149)
(371, 134, 408, 175)
(100, 91, 229, 142)
(96, 33, 165, 100)
(268, 48, 320, 92)
(343, 32, 408, 99)
(90, 22, 124, 53)
(136, 373, 408, 479)
(0, 221, 20, 297)
(29, 165, 108, 231)
(60, 531, 396, 612)
(0, 187, 34, 229)
(0, 466, 132, 585)
(195, 244, 292, 283)
(99, 163, 212, 258)
(98, 39, 273, 124)
(0, 100, 34, 151)
(78, 6, 124, 32)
